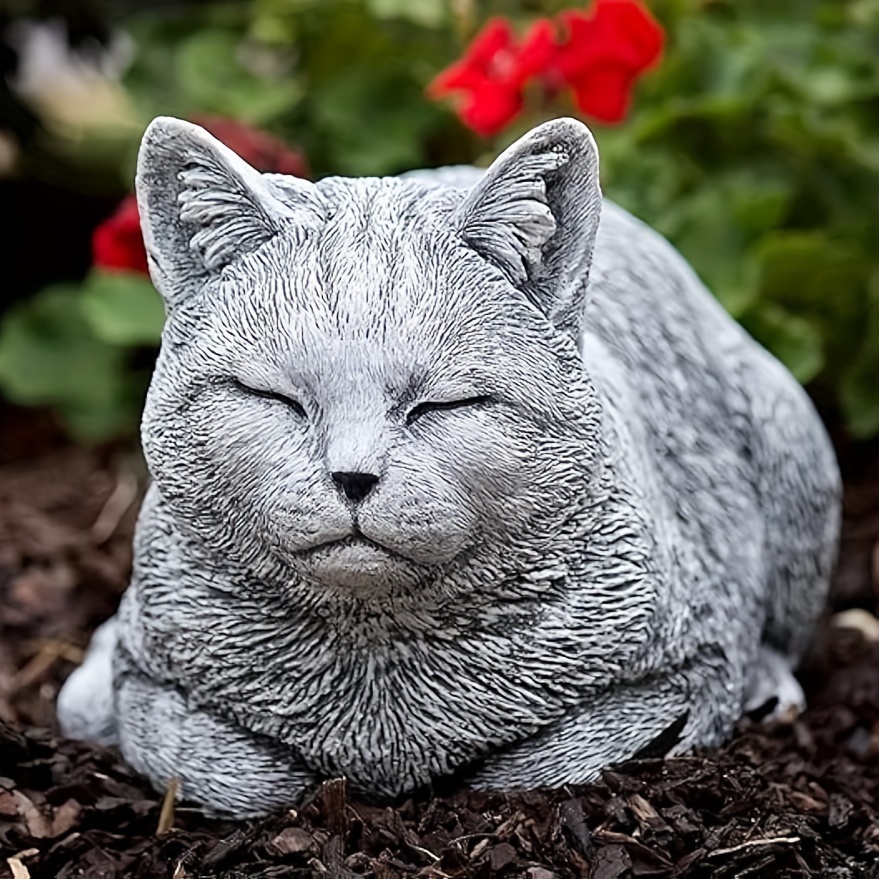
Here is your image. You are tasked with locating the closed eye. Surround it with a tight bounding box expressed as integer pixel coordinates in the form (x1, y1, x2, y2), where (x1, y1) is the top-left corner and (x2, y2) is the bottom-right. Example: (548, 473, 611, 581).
(406, 395, 493, 426)
(232, 379, 307, 418)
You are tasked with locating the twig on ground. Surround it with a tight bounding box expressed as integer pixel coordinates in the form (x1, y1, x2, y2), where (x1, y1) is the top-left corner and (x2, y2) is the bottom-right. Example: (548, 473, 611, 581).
(90, 469, 138, 545)
(5, 641, 83, 696)
(157, 778, 180, 836)
(708, 836, 801, 859)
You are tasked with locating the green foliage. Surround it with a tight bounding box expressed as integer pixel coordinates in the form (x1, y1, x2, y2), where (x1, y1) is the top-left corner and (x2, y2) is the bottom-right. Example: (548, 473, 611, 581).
(0, 276, 158, 440)
(79, 272, 167, 347)
(595, 0, 879, 434)
(1, 0, 877, 439)
(122, 0, 472, 178)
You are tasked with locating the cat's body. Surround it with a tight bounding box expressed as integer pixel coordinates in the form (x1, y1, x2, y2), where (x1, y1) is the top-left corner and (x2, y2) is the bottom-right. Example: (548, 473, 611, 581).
(57, 118, 840, 817)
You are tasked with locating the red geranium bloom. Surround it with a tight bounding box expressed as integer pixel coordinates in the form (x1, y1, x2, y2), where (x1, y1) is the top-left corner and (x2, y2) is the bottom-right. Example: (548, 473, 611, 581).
(92, 120, 309, 275)
(429, 2, 663, 135)
(92, 194, 149, 275)
(552, 0, 664, 123)
(428, 18, 554, 137)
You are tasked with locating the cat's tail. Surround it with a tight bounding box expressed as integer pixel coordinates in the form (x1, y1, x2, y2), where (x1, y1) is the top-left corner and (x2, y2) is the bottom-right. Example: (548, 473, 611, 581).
(56, 617, 119, 745)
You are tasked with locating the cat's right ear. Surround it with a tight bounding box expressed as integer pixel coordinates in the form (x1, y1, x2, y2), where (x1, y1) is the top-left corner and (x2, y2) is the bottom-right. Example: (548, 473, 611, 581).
(135, 117, 323, 308)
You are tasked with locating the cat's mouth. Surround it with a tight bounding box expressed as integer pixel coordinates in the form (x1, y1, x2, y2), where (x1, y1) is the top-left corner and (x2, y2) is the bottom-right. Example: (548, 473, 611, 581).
(299, 532, 408, 562)
(291, 530, 427, 591)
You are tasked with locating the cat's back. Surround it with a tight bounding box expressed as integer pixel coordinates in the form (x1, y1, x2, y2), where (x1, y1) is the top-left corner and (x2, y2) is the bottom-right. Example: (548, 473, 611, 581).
(585, 201, 757, 410)
(580, 200, 793, 484)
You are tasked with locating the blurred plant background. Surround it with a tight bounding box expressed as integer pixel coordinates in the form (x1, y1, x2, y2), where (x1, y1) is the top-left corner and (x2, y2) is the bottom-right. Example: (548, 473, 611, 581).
(0, 0, 878, 441)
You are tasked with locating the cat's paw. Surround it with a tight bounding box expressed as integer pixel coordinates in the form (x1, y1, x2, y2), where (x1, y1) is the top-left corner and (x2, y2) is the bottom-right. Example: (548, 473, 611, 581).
(744, 645, 805, 722)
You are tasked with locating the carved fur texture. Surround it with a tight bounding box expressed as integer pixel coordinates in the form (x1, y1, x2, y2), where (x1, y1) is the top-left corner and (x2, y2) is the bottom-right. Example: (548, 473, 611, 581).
(57, 117, 841, 817)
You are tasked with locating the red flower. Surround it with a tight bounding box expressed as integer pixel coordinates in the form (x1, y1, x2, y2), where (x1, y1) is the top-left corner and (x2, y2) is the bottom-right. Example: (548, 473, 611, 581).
(92, 195, 149, 275)
(92, 120, 309, 275)
(429, 1, 664, 135)
(552, 0, 664, 123)
(427, 18, 554, 137)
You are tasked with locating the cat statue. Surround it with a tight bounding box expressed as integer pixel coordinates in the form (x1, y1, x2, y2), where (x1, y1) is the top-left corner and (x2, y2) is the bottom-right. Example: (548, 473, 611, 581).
(57, 116, 841, 817)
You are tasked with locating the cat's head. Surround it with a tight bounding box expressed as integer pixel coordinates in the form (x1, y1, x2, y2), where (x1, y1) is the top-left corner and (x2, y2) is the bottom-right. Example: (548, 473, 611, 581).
(136, 116, 604, 599)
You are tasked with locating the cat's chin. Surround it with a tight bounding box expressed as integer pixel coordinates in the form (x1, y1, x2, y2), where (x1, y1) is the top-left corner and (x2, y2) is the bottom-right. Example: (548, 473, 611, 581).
(291, 536, 427, 592)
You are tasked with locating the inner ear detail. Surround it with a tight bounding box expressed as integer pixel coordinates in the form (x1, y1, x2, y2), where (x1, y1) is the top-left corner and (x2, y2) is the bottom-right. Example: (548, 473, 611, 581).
(453, 118, 603, 334)
(135, 116, 324, 308)
(178, 162, 283, 272)
(455, 151, 566, 286)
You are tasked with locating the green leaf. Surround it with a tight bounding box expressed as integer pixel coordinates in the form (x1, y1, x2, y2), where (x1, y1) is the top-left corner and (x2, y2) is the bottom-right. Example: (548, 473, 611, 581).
(308, 70, 441, 176)
(739, 302, 825, 384)
(0, 286, 120, 406)
(80, 271, 166, 346)
(840, 358, 879, 438)
(753, 231, 871, 386)
(173, 28, 302, 124)
(839, 271, 879, 438)
(655, 186, 756, 316)
(0, 286, 139, 441)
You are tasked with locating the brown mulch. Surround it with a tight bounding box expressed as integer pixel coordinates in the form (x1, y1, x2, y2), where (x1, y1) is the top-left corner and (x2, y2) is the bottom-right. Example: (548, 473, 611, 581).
(0, 403, 877, 879)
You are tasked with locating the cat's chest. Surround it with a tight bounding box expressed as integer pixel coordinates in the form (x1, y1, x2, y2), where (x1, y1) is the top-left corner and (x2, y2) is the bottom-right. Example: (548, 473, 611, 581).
(172, 616, 583, 794)
(125, 531, 663, 794)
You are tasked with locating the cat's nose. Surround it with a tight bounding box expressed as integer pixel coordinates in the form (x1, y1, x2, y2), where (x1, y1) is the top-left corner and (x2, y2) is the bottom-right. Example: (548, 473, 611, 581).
(331, 471, 380, 503)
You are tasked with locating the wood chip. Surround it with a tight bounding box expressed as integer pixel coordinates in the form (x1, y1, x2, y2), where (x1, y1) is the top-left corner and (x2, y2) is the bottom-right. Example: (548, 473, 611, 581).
(591, 844, 632, 879)
(6, 852, 38, 879)
(319, 777, 349, 838)
(708, 836, 801, 858)
(488, 842, 517, 871)
(91, 469, 139, 544)
(7, 858, 30, 879)
(832, 608, 879, 642)
(13, 791, 52, 838)
(269, 827, 315, 855)
(628, 793, 660, 822)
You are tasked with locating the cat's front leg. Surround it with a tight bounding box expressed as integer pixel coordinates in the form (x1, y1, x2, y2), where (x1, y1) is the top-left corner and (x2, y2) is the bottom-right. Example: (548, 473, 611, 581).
(115, 659, 317, 818)
(470, 667, 740, 790)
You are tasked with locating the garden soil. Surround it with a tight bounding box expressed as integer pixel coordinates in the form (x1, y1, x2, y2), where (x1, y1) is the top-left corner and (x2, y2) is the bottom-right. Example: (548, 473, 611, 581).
(0, 403, 877, 879)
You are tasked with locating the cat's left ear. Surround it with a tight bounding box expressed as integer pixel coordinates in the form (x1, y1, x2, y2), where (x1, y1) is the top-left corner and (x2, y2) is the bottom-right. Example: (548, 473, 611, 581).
(454, 118, 601, 333)
(135, 117, 323, 309)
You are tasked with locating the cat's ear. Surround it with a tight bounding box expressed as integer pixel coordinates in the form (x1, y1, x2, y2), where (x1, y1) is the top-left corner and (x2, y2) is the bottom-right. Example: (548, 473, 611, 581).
(135, 117, 323, 308)
(454, 117, 602, 333)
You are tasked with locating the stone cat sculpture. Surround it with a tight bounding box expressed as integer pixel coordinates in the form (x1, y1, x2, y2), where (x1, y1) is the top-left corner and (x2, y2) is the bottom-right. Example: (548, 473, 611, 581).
(57, 116, 841, 817)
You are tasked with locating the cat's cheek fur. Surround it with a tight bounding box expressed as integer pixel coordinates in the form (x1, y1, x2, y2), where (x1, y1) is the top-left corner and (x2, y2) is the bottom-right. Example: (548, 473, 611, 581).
(455, 416, 595, 535)
(144, 390, 346, 564)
